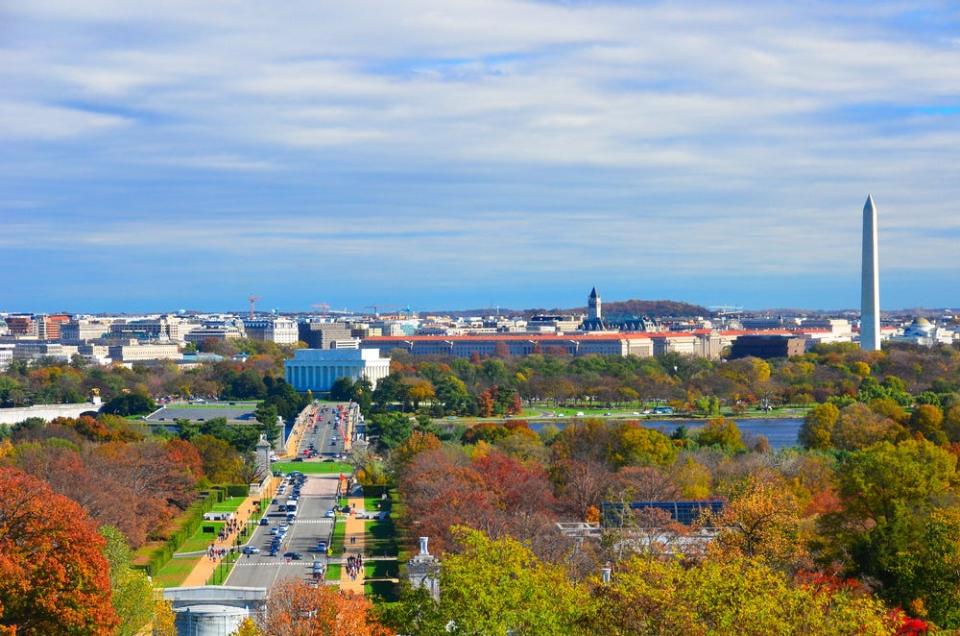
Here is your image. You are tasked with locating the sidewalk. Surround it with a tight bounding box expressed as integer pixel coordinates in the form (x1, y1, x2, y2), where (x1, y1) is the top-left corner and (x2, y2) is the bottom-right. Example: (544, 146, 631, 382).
(339, 496, 366, 594)
(180, 477, 279, 587)
(284, 403, 317, 458)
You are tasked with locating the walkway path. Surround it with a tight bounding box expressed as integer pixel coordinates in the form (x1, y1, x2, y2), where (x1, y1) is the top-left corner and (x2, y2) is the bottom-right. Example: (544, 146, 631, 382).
(339, 496, 366, 594)
(180, 477, 279, 587)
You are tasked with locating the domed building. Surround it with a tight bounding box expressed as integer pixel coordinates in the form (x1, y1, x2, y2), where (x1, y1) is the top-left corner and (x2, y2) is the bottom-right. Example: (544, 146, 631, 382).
(891, 317, 956, 347)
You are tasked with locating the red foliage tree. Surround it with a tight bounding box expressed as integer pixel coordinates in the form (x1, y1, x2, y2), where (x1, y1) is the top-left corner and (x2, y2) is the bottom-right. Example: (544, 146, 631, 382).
(264, 580, 392, 636)
(0, 467, 118, 635)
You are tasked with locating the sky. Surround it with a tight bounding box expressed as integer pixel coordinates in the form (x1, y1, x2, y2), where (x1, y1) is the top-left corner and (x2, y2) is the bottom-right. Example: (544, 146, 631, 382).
(2, 1, 959, 313)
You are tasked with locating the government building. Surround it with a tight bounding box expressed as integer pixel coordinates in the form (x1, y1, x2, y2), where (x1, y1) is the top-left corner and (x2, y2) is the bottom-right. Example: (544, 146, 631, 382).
(285, 348, 391, 392)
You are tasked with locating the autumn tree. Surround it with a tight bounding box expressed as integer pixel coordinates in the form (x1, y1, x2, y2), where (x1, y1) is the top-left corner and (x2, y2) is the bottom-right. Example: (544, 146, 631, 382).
(821, 439, 960, 626)
(694, 417, 746, 452)
(594, 554, 895, 636)
(263, 580, 392, 636)
(799, 402, 840, 449)
(101, 525, 154, 636)
(0, 467, 118, 635)
(385, 527, 592, 636)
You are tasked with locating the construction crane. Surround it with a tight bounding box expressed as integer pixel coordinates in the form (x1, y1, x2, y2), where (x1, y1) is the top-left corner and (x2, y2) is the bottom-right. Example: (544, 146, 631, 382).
(247, 295, 261, 319)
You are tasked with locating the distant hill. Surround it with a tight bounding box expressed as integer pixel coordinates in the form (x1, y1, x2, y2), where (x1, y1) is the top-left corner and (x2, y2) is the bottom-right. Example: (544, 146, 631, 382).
(420, 298, 711, 319)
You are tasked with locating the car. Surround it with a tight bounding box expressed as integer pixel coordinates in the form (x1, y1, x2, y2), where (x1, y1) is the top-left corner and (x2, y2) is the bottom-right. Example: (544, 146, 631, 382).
(259, 518, 269, 526)
(284, 552, 303, 560)
(316, 541, 327, 552)
(279, 525, 289, 533)
(292, 457, 304, 462)
(374, 511, 390, 521)
(242, 546, 260, 555)
(324, 510, 335, 518)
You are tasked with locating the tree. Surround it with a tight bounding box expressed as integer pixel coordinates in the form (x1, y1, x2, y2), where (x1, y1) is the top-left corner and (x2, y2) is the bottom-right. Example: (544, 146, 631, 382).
(100, 391, 156, 416)
(230, 618, 263, 635)
(594, 554, 895, 636)
(369, 413, 413, 450)
(255, 403, 281, 445)
(330, 377, 356, 401)
(695, 417, 746, 452)
(192, 434, 247, 483)
(263, 579, 392, 636)
(799, 402, 839, 449)
(821, 439, 960, 626)
(909, 404, 946, 444)
(832, 404, 903, 451)
(387, 527, 592, 636)
(0, 467, 118, 635)
(153, 599, 177, 636)
(100, 526, 154, 636)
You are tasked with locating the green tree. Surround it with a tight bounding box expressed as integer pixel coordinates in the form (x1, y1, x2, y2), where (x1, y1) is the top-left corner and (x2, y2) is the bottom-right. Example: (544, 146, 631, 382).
(386, 527, 593, 635)
(100, 526, 153, 636)
(821, 439, 960, 626)
(695, 417, 746, 452)
(909, 403, 946, 444)
(368, 412, 413, 450)
(254, 403, 280, 445)
(799, 403, 840, 449)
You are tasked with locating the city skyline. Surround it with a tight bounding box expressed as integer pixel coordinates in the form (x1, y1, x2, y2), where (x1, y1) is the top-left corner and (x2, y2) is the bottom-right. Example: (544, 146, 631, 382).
(3, 2, 960, 311)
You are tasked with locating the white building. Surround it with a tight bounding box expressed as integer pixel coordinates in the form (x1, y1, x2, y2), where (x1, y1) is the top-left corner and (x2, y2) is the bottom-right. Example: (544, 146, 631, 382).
(61, 318, 113, 342)
(108, 342, 182, 362)
(0, 343, 13, 370)
(242, 318, 299, 344)
(891, 318, 956, 347)
(285, 348, 391, 392)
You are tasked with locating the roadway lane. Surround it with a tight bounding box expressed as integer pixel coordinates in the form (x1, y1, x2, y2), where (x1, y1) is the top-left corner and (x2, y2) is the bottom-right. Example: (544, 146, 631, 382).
(225, 403, 355, 590)
(225, 475, 338, 588)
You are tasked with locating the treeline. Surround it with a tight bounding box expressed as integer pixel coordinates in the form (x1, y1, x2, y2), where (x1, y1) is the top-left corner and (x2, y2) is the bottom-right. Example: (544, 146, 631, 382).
(0, 408, 271, 634)
(353, 400, 960, 631)
(331, 342, 960, 418)
(0, 337, 296, 408)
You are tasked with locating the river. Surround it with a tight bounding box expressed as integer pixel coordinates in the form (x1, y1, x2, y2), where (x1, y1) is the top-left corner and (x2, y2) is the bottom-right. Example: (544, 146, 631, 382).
(526, 417, 803, 451)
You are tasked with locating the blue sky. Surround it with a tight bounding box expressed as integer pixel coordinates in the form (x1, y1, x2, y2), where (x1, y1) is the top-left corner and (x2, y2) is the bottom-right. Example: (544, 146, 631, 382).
(2, 1, 959, 313)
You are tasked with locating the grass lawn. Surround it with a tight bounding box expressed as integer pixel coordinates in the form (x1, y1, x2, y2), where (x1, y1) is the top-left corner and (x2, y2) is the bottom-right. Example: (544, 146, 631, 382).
(178, 522, 224, 553)
(363, 495, 391, 513)
(331, 518, 346, 557)
(206, 551, 239, 585)
(153, 557, 199, 588)
(325, 564, 342, 581)
(364, 580, 399, 602)
(364, 519, 398, 557)
(364, 560, 399, 578)
(211, 496, 247, 512)
(273, 461, 352, 475)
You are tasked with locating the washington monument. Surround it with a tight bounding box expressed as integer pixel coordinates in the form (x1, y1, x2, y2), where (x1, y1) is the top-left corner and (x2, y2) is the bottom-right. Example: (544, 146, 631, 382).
(860, 195, 881, 351)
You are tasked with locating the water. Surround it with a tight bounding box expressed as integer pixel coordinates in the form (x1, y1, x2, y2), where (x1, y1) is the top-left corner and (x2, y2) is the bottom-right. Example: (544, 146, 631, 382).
(527, 418, 803, 451)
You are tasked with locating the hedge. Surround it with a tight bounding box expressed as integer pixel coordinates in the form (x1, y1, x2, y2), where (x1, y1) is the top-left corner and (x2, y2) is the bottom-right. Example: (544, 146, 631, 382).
(136, 489, 222, 577)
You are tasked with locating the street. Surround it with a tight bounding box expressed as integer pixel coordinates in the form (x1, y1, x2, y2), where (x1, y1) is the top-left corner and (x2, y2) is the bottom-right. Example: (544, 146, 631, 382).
(225, 403, 354, 589)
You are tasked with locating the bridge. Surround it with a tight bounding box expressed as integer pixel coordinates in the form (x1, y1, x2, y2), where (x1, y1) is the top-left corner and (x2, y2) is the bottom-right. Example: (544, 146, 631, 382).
(0, 399, 103, 426)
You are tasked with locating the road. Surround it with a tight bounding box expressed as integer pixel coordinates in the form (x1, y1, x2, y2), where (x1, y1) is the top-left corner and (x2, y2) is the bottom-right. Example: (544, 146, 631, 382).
(225, 403, 354, 589)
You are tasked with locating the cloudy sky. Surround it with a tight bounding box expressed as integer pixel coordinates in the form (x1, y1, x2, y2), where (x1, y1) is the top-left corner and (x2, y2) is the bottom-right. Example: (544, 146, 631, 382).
(2, 1, 958, 313)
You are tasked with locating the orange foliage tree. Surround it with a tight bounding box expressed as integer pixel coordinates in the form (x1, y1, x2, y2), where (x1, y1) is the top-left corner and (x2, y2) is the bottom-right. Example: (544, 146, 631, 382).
(0, 467, 118, 635)
(263, 580, 392, 636)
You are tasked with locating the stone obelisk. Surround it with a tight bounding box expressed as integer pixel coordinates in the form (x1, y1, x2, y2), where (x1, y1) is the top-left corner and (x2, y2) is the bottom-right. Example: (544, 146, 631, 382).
(860, 195, 881, 351)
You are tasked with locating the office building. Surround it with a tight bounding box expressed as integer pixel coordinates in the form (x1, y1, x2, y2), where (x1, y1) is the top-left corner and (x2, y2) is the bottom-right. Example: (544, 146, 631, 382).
(61, 318, 113, 342)
(729, 335, 806, 360)
(243, 318, 299, 344)
(285, 348, 391, 392)
(0, 344, 13, 370)
(108, 342, 182, 362)
(298, 321, 353, 349)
